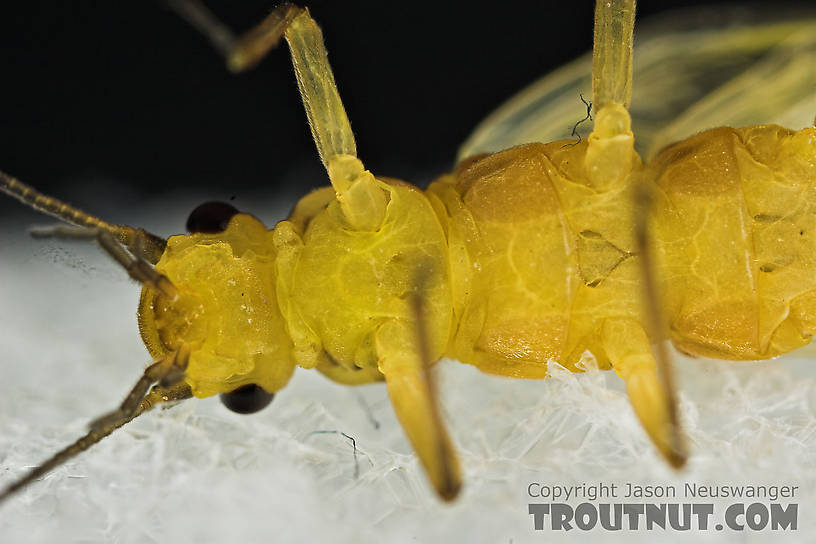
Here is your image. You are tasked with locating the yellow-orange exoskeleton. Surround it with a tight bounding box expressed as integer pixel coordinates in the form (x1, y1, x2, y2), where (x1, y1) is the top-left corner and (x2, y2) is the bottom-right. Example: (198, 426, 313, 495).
(1, 0, 815, 503)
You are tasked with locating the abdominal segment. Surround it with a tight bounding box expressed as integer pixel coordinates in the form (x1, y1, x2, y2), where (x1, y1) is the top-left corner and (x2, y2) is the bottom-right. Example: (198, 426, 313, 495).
(430, 124, 816, 372)
(651, 125, 816, 359)
(429, 142, 644, 377)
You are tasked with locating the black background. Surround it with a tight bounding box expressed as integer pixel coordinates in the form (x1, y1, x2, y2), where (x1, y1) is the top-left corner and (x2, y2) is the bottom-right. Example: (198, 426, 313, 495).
(0, 0, 757, 215)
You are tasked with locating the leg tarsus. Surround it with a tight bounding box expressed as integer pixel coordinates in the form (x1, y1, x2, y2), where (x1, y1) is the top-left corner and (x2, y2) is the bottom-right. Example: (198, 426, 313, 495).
(166, 0, 237, 59)
(229, 3, 300, 72)
(168, 0, 300, 73)
(169, 2, 357, 173)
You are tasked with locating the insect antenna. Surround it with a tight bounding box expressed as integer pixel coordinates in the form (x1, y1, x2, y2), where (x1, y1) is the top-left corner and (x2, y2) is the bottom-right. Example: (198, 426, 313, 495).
(0, 350, 193, 504)
(0, 170, 167, 264)
(29, 224, 178, 300)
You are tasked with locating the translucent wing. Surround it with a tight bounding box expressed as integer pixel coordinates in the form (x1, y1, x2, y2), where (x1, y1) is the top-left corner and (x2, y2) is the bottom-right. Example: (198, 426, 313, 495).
(458, 7, 816, 161)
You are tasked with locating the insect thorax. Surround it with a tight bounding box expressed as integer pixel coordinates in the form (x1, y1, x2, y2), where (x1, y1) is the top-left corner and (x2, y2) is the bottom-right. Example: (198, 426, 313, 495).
(272, 178, 454, 382)
(138, 176, 457, 395)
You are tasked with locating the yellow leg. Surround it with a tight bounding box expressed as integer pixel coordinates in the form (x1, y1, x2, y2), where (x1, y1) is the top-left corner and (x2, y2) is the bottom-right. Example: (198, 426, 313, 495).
(375, 320, 462, 501)
(592, 0, 635, 111)
(585, 0, 637, 192)
(168, 1, 355, 167)
(602, 319, 686, 467)
(626, 162, 687, 467)
(169, 1, 387, 231)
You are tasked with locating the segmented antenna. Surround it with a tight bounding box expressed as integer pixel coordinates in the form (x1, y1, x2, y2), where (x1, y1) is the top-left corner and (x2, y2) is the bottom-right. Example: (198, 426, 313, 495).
(0, 360, 192, 504)
(0, 170, 167, 264)
(1, 170, 117, 231)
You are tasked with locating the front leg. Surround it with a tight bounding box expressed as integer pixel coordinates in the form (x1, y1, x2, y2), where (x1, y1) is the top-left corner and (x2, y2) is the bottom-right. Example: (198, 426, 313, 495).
(375, 320, 462, 501)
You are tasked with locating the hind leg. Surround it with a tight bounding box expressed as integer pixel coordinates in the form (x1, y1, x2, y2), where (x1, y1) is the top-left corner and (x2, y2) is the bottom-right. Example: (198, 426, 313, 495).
(602, 318, 686, 467)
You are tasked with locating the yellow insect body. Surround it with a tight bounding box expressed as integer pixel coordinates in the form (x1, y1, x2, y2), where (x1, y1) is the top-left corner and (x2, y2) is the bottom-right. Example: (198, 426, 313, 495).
(428, 130, 644, 379)
(652, 125, 816, 359)
(2, 1, 815, 504)
(137, 108, 816, 490)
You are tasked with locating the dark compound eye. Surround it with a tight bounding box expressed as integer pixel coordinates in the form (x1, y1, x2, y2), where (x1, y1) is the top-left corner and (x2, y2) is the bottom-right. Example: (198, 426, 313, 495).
(186, 201, 240, 234)
(220, 384, 275, 414)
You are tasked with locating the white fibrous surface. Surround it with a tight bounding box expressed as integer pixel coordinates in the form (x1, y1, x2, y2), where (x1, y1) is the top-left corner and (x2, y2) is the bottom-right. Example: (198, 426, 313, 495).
(1, 196, 816, 543)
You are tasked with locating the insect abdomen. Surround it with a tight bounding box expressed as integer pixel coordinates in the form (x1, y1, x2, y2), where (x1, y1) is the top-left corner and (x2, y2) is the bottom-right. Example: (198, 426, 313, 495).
(652, 125, 816, 359)
(428, 142, 644, 377)
(429, 145, 576, 377)
(432, 124, 816, 369)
